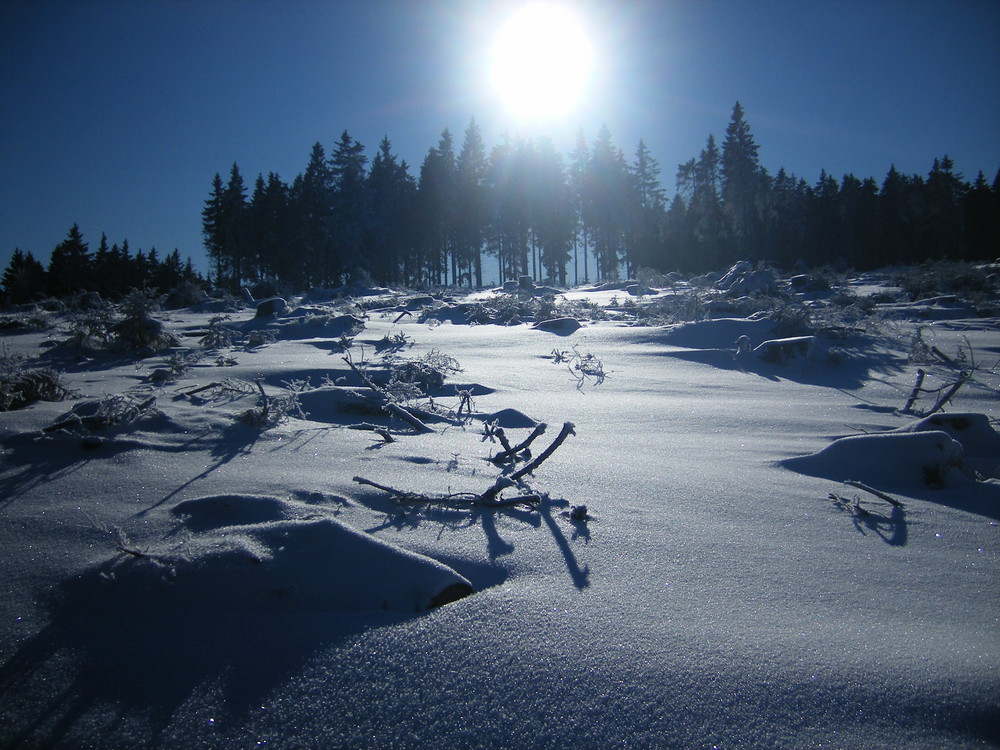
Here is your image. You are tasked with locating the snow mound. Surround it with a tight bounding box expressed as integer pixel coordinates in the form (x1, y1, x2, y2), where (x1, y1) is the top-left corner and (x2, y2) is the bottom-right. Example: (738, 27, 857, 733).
(532, 317, 582, 335)
(781, 430, 967, 489)
(171, 494, 289, 531)
(479, 408, 539, 428)
(660, 317, 777, 349)
(896, 412, 1000, 480)
(101, 497, 473, 614)
(895, 412, 1000, 457)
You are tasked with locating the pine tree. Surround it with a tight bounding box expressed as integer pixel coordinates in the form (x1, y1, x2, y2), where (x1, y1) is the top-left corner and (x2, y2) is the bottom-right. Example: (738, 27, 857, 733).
(627, 139, 666, 274)
(329, 130, 368, 283)
(222, 163, 250, 288)
(1, 249, 47, 304)
(455, 119, 488, 287)
(366, 136, 416, 285)
(202, 173, 226, 286)
(47, 223, 91, 297)
(721, 101, 766, 260)
(530, 137, 575, 284)
(926, 155, 966, 258)
(569, 129, 591, 284)
(588, 124, 629, 280)
(416, 129, 457, 285)
(291, 142, 335, 287)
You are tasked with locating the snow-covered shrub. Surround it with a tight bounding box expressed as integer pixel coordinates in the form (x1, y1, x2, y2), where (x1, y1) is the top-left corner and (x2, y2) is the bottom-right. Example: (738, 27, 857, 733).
(388, 349, 462, 397)
(0, 346, 72, 411)
(110, 290, 180, 352)
(199, 316, 237, 349)
(894, 260, 998, 302)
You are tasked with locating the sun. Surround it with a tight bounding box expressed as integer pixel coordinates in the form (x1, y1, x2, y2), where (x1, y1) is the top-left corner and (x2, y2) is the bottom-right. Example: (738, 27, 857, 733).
(490, 3, 594, 120)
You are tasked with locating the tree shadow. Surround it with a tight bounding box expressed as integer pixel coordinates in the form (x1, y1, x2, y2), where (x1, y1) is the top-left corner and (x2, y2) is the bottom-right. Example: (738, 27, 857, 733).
(657, 338, 907, 391)
(0, 562, 405, 749)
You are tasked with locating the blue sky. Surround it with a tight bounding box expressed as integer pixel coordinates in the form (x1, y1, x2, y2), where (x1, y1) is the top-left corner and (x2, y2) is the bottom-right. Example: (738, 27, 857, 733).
(2, 0, 998, 274)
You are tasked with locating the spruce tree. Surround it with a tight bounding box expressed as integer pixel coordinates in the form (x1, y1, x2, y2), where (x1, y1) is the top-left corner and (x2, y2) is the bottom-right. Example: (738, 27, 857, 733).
(455, 119, 488, 287)
(1, 249, 47, 304)
(721, 101, 766, 260)
(47, 223, 91, 297)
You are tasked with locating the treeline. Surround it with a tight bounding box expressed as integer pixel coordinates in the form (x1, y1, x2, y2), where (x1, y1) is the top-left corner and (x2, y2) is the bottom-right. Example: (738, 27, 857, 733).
(1, 223, 203, 305)
(202, 102, 1000, 291)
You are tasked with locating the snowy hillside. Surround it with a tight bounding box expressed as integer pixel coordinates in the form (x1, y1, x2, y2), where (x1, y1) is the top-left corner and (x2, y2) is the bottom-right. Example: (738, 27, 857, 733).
(1, 265, 997, 749)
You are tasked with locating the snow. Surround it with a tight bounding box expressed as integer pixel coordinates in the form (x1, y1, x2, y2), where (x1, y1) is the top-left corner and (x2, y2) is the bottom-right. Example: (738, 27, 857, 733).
(1, 275, 998, 749)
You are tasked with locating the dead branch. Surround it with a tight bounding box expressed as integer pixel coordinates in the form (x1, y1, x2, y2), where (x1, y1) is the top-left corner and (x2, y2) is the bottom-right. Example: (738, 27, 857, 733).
(343, 350, 434, 433)
(843, 480, 904, 507)
(509, 421, 575, 481)
(491, 422, 548, 464)
(183, 381, 222, 397)
(902, 369, 925, 413)
(254, 379, 269, 424)
(922, 370, 971, 417)
(352, 474, 538, 508)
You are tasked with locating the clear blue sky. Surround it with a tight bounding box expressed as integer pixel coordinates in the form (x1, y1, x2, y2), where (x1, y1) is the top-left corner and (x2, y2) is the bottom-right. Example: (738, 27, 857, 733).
(2, 0, 998, 274)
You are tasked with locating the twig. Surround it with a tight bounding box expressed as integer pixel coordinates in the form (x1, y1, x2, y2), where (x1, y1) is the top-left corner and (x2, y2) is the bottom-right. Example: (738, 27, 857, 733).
(843, 480, 905, 507)
(491, 422, 548, 464)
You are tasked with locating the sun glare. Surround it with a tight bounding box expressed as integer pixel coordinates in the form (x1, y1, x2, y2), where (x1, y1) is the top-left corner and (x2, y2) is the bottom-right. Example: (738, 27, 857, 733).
(490, 3, 594, 120)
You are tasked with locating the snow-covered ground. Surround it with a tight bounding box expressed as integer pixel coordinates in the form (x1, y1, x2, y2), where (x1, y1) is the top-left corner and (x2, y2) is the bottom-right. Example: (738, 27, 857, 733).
(1, 271, 997, 749)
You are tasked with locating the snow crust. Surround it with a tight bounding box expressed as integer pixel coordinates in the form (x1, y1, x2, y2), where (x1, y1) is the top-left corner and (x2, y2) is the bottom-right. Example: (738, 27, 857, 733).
(0, 279, 997, 749)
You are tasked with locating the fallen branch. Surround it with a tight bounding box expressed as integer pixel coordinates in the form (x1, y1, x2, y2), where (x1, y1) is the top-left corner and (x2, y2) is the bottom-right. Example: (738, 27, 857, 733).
(922, 370, 971, 417)
(342, 351, 434, 434)
(843, 480, 905, 507)
(509, 421, 575, 482)
(352, 474, 540, 508)
(902, 369, 925, 413)
(491, 422, 548, 464)
(182, 381, 222, 397)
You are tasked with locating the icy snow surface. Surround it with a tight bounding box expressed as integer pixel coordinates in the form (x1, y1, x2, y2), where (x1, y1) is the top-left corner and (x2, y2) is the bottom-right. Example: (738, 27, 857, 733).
(0, 280, 998, 749)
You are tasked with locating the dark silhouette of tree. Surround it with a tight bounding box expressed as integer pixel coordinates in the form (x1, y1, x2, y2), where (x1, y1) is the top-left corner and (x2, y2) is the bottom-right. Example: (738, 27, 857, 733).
(721, 101, 765, 260)
(201, 173, 226, 284)
(249, 172, 291, 284)
(588, 124, 629, 280)
(963, 170, 999, 261)
(416, 129, 457, 285)
(1, 249, 46, 304)
(569, 129, 591, 284)
(627, 138, 666, 274)
(676, 134, 727, 271)
(329, 130, 368, 283)
(530, 137, 575, 284)
(925, 156, 966, 259)
(454, 119, 488, 287)
(47, 223, 91, 297)
(291, 142, 335, 288)
(365, 136, 416, 286)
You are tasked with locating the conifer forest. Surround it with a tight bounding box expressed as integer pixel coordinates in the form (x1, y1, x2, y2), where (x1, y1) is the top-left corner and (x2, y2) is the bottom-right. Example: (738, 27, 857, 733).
(3, 102, 999, 302)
